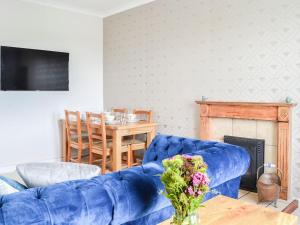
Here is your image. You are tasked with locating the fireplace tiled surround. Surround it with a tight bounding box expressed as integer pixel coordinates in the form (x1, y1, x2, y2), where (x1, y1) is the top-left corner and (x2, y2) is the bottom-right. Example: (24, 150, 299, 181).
(211, 118, 277, 165)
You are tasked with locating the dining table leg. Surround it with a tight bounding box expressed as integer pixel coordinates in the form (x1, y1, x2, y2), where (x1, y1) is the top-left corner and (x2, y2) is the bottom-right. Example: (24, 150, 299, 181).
(146, 126, 156, 148)
(112, 130, 122, 171)
(62, 120, 68, 162)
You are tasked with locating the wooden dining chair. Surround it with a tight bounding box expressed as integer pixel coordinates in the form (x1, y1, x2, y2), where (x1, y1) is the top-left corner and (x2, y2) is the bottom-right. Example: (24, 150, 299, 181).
(86, 112, 131, 173)
(111, 108, 129, 133)
(111, 108, 128, 114)
(65, 110, 89, 163)
(133, 109, 153, 123)
(127, 109, 153, 167)
(108, 108, 128, 139)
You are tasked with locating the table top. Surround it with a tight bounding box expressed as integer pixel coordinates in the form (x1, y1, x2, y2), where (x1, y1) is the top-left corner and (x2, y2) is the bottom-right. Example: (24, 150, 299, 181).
(61, 119, 156, 130)
(159, 195, 298, 225)
(105, 121, 156, 130)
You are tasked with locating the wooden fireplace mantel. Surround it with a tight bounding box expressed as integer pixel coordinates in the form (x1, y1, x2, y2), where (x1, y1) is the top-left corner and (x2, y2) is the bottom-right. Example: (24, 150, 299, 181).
(196, 100, 296, 200)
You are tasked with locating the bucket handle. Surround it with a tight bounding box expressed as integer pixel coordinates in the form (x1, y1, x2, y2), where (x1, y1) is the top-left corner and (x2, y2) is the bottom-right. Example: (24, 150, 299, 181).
(257, 163, 283, 181)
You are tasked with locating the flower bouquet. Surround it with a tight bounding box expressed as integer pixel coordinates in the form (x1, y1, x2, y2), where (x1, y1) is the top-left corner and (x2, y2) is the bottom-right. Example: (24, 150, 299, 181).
(161, 155, 210, 225)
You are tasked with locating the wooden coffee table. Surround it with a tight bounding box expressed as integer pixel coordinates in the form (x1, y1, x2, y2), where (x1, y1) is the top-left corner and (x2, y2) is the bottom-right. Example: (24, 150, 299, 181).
(159, 195, 298, 225)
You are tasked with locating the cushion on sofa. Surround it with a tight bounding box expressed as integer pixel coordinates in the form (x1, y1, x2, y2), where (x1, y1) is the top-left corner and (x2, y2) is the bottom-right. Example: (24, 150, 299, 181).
(0, 176, 27, 196)
(16, 162, 100, 188)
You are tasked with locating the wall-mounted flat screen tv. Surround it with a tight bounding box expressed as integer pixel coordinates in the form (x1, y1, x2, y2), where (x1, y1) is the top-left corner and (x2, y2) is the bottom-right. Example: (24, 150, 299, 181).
(1, 46, 69, 91)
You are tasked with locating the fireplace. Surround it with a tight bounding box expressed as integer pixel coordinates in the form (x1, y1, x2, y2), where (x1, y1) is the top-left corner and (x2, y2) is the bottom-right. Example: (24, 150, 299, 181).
(224, 135, 265, 192)
(196, 101, 295, 199)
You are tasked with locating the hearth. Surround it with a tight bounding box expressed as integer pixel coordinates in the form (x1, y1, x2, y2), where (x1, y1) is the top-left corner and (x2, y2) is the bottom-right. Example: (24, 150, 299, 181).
(224, 135, 265, 192)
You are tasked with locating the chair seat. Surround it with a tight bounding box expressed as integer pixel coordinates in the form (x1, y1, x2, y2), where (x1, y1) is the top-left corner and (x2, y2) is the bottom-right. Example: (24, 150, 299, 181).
(123, 139, 145, 145)
(91, 141, 111, 155)
(70, 132, 89, 139)
(91, 140, 130, 154)
(123, 139, 146, 151)
(70, 139, 89, 149)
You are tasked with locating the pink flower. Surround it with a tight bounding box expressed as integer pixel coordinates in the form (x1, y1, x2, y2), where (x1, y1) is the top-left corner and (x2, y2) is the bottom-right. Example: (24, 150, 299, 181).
(183, 155, 193, 159)
(192, 172, 209, 186)
(187, 186, 195, 196)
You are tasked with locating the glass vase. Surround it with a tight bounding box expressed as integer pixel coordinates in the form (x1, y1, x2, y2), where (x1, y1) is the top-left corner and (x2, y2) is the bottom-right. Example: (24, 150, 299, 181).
(178, 212, 200, 225)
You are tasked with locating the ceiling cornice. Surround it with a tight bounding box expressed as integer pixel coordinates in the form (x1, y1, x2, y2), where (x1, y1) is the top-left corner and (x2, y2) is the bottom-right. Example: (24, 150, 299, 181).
(19, 0, 156, 18)
(19, 0, 103, 17)
(101, 0, 155, 18)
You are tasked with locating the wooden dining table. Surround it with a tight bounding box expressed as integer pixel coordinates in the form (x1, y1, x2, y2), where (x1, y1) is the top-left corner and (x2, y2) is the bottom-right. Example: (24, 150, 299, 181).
(159, 195, 298, 225)
(61, 120, 157, 171)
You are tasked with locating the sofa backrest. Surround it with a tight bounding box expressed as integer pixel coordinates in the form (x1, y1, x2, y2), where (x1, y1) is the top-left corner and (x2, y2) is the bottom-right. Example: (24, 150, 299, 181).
(143, 134, 250, 188)
(0, 163, 171, 225)
(143, 134, 218, 164)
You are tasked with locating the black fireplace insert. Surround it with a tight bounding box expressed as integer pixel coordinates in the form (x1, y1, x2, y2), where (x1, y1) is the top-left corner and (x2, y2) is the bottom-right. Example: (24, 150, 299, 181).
(224, 135, 265, 192)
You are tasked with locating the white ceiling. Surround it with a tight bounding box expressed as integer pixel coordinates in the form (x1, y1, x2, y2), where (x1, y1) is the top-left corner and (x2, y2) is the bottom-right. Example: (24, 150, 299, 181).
(20, 0, 156, 17)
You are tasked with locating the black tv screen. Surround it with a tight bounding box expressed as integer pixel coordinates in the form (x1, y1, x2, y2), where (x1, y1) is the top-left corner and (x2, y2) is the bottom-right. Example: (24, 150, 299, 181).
(1, 46, 69, 91)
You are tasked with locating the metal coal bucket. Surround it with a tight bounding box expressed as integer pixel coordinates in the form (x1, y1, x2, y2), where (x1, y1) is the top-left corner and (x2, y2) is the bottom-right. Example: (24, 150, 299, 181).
(256, 163, 282, 207)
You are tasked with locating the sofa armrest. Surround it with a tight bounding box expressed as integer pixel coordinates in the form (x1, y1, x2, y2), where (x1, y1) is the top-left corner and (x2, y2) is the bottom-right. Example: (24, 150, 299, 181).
(101, 163, 170, 225)
(0, 179, 113, 225)
(191, 142, 250, 187)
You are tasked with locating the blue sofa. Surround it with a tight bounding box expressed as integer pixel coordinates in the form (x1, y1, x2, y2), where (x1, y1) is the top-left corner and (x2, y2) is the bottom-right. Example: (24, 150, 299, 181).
(0, 135, 250, 225)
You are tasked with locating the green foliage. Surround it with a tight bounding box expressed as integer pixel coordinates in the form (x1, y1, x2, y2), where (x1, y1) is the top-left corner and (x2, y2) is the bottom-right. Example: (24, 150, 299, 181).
(161, 155, 209, 225)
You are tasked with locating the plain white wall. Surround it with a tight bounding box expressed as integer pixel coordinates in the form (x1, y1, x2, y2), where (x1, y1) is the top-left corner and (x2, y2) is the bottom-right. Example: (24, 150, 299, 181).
(0, 0, 103, 172)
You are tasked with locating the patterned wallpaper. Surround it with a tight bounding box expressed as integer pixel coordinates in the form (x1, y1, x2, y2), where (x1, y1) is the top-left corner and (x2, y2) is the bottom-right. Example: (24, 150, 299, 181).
(104, 0, 300, 198)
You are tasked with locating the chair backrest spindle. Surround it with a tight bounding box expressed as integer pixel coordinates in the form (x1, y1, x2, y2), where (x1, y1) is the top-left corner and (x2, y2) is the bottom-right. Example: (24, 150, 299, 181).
(86, 113, 107, 148)
(65, 110, 82, 144)
(86, 112, 109, 174)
